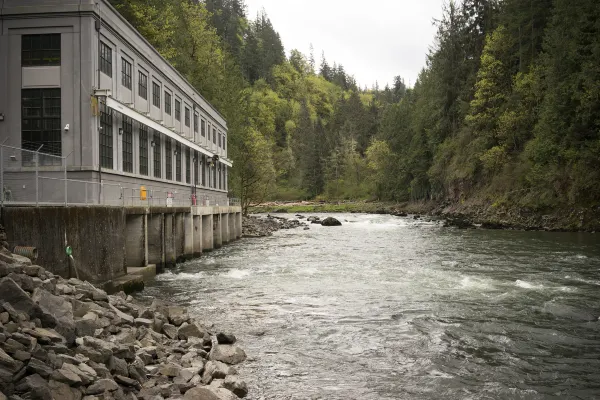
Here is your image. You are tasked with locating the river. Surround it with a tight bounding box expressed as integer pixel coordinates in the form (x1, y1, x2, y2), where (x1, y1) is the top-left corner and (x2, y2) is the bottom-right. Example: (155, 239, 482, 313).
(138, 213, 600, 399)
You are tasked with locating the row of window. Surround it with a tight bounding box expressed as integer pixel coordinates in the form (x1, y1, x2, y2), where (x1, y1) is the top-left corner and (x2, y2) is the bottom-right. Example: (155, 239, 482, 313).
(99, 105, 226, 190)
(98, 41, 226, 151)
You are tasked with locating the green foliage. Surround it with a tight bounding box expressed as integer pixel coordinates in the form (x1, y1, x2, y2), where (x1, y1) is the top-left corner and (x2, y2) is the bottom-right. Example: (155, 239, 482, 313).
(112, 0, 600, 211)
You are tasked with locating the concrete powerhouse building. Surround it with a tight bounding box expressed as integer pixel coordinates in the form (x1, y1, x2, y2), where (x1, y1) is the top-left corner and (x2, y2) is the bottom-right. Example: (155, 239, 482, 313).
(0, 0, 232, 206)
(0, 0, 243, 286)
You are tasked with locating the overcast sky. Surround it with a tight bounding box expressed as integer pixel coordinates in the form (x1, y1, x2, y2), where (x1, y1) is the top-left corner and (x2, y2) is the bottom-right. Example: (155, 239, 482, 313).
(245, 0, 446, 89)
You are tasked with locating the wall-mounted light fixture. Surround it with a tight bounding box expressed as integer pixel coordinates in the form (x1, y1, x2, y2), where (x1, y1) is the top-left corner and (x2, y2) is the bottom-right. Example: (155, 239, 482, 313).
(0, 113, 5, 122)
(174, 150, 178, 156)
(118, 128, 123, 135)
(150, 140, 156, 147)
(10, 155, 17, 161)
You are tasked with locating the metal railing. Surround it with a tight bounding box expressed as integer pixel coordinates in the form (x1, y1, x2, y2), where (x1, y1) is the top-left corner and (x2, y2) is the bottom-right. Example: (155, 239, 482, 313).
(1, 144, 234, 208)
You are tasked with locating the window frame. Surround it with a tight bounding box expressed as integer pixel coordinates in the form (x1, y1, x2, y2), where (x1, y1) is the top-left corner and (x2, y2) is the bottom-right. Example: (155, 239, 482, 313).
(99, 102, 113, 169)
(21, 88, 62, 164)
(138, 71, 148, 100)
(139, 125, 149, 176)
(121, 57, 132, 90)
(201, 119, 206, 137)
(164, 91, 172, 115)
(185, 147, 191, 184)
(175, 142, 182, 182)
(152, 82, 161, 109)
(122, 116, 133, 173)
(153, 131, 161, 179)
(184, 107, 190, 128)
(22, 34, 61, 67)
(99, 41, 112, 77)
(165, 139, 172, 180)
(175, 99, 181, 121)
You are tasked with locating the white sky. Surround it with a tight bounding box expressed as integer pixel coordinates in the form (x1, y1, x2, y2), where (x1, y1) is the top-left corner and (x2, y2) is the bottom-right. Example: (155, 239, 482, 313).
(244, 0, 446, 88)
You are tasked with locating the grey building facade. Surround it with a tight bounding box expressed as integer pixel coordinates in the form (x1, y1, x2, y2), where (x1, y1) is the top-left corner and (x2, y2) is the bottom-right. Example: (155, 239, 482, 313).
(0, 0, 232, 206)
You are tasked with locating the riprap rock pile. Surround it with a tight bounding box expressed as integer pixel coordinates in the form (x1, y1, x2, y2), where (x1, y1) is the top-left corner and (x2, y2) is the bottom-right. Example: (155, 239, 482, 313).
(0, 251, 248, 400)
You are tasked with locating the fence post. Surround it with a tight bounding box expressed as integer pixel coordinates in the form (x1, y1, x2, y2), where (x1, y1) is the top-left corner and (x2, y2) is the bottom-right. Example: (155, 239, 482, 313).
(63, 156, 67, 206)
(35, 151, 39, 206)
(85, 182, 88, 206)
(0, 146, 3, 207)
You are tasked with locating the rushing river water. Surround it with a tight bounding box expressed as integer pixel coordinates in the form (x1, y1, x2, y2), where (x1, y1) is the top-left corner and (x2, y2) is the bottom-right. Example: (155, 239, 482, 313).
(139, 213, 600, 399)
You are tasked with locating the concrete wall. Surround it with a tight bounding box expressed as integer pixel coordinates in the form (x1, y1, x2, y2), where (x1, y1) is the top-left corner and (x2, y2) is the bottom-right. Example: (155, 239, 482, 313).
(2, 206, 125, 281)
(1, 205, 241, 283)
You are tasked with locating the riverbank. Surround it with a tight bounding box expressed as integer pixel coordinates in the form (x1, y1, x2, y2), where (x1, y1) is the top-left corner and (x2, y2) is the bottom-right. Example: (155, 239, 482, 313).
(0, 235, 248, 400)
(242, 215, 308, 238)
(249, 200, 600, 232)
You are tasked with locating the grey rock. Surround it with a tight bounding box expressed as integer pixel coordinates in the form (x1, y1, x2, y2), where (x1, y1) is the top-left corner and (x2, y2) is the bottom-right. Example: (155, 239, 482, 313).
(114, 375, 140, 388)
(22, 265, 42, 277)
(11, 332, 37, 350)
(15, 373, 52, 399)
(128, 364, 147, 384)
(167, 307, 188, 326)
(21, 327, 65, 345)
(51, 367, 83, 386)
(0, 278, 53, 326)
(158, 362, 181, 378)
(109, 304, 135, 325)
(223, 375, 248, 398)
(12, 350, 31, 362)
(321, 217, 342, 226)
(201, 361, 236, 385)
(75, 319, 98, 337)
(216, 333, 236, 345)
(183, 387, 221, 400)
(108, 356, 129, 377)
(209, 345, 246, 365)
(0, 347, 22, 372)
(26, 357, 54, 378)
(61, 362, 97, 385)
(162, 324, 178, 340)
(135, 318, 154, 328)
(173, 367, 200, 385)
(31, 288, 76, 344)
(86, 379, 119, 395)
(177, 323, 205, 340)
(49, 380, 83, 400)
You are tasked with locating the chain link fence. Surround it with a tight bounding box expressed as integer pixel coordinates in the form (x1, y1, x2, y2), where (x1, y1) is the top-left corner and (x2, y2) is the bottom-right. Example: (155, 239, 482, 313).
(1, 144, 236, 208)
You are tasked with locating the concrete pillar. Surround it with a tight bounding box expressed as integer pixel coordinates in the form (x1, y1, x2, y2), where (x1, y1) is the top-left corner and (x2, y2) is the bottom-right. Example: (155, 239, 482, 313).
(143, 213, 148, 266)
(165, 213, 176, 269)
(148, 213, 164, 273)
(213, 214, 222, 249)
(174, 213, 185, 261)
(202, 214, 213, 252)
(193, 215, 202, 256)
(221, 213, 229, 245)
(236, 212, 242, 239)
(228, 212, 236, 242)
(125, 214, 145, 270)
(184, 211, 194, 259)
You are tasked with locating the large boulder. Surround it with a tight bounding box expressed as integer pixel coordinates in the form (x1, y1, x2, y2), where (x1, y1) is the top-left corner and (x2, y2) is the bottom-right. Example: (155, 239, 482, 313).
(209, 345, 246, 365)
(0, 278, 54, 326)
(223, 375, 248, 398)
(321, 217, 342, 226)
(31, 288, 76, 345)
(184, 387, 221, 400)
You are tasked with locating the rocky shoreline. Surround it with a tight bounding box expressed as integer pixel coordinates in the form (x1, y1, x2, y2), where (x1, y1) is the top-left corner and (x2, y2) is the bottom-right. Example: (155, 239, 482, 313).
(242, 215, 308, 238)
(250, 201, 600, 233)
(0, 238, 248, 400)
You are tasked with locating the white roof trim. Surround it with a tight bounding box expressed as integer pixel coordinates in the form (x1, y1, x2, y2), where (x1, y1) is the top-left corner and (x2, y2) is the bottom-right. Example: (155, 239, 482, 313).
(104, 96, 232, 167)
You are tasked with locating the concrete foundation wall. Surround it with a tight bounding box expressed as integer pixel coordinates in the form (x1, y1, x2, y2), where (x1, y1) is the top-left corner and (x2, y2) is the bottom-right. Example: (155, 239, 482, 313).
(1, 205, 240, 283)
(2, 207, 125, 282)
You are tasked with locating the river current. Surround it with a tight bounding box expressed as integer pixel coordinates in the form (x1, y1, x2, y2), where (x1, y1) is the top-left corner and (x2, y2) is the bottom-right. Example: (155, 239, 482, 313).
(138, 213, 600, 399)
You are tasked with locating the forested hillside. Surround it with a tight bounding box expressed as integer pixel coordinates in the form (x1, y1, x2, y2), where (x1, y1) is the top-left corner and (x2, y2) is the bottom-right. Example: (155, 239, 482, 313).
(109, 0, 600, 214)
